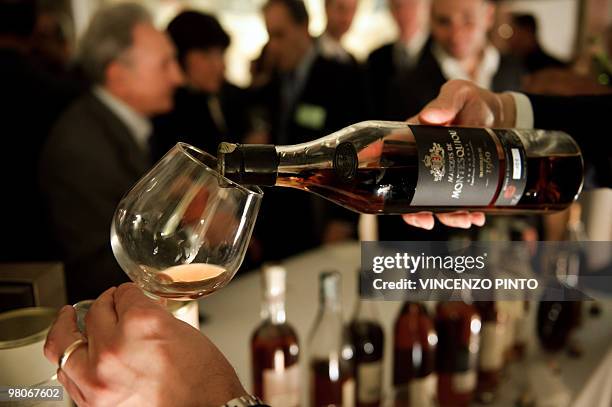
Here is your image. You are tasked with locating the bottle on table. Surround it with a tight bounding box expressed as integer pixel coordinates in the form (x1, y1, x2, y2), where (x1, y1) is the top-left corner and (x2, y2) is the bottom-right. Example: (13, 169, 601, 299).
(565, 203, 587, 329)
(309, 271, 355, 407)
(348, 276, 384, 407)
(512, 301, 530, 360)
(392, 302, 437, 407)
(217, 121, 583, 214)
(250, 264, 300, 406)
(536, 301, 578, 352)
(435, 301, 481, 407)
(537, 203, 587, 353)
(475, 301, 507, 404)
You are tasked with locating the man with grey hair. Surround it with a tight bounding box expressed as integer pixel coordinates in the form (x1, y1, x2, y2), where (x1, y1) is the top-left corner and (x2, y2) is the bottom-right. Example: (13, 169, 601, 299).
(40, 3, 183, 302)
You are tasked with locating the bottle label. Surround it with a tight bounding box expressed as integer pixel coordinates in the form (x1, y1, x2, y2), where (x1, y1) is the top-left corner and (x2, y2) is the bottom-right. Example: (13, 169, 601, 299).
(357, 361, 383, 403)
(479, 322, 505, 371)
(493, 130, 528, 206)
(410, 126, 526, 206)
(452, 370, 476, 393)
(263, 363, 300, 407)
(395, 374, 437, 407)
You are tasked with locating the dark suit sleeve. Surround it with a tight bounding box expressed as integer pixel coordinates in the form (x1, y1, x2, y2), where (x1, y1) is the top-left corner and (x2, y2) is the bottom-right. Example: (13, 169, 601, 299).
(40, 122, 131, 301)
(528, 94, 612, 189)
(366, 46, 393, 119)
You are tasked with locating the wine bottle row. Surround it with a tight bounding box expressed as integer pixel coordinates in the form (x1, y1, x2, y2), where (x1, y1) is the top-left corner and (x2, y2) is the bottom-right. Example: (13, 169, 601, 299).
(249, 265, 582, 407)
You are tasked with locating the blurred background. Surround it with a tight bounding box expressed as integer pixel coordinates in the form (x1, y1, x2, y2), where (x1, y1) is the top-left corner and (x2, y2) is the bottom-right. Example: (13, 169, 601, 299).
(0, 0, 611, 406)
(55, 0, 612, 87)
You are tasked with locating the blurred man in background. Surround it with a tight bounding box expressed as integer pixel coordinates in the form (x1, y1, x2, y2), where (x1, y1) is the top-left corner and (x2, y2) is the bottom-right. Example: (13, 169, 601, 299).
(317, 0, 358, 64)
(151, 11, 250, 160)
(366, 0, 430, 117)
(40, 3, 183, 302)
(508, 13, 566, 74)
(250, 0, 368, 261)
(388, 0, 522, 118)
(0, 0, 80, 262)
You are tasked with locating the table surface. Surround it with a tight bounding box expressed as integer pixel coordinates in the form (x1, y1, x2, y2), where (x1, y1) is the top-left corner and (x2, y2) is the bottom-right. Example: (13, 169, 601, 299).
(198, 241, 612, 407)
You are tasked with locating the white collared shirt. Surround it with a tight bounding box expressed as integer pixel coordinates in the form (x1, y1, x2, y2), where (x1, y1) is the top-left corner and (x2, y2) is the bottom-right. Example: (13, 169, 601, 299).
(432, 42, 501, 90)
(318, 32, 352, 64)
(93, 86, 152, 151)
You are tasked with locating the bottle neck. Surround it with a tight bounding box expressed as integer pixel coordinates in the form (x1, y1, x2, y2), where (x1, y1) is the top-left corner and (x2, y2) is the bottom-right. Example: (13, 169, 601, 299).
(217, 143, 279, 186)
(217, 137, 344, 187)
(353, 299, 378, 322)
(321, 297, 342, 314)
(318, 271, 342, 318)
(262, 296, 286, 325)
(260, 265, 288, 325)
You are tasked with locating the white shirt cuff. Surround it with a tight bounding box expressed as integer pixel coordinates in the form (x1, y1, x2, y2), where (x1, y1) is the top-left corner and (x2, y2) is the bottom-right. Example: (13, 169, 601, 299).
(509, 92, 534, 129)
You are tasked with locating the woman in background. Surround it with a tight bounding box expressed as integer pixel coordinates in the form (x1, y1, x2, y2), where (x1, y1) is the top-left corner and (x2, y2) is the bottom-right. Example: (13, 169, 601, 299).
(150, 10, 250, 160)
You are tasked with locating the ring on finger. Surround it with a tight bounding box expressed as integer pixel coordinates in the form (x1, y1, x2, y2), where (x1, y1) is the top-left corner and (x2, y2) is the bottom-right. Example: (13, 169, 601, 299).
(58, 337, 88, 371)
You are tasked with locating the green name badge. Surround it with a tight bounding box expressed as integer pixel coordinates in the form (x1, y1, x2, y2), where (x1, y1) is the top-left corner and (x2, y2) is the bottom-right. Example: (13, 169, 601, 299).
(295, 103, 326, 130)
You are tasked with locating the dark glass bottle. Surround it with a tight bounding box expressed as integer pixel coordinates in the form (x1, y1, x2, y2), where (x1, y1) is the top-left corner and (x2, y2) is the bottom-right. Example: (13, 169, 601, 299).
(536, 301, 579, 352)
(512, 301, 530, 361)
(348, 277, 384, 407)
(537, 203, 586, 353)
(436, 301, 481, 407)
(251, 265, 300, 406)
(309, 271, 355, 407)
(475, 301, 506, 404)
(218, 122, 583, 214)
(392, 302, 437, 407)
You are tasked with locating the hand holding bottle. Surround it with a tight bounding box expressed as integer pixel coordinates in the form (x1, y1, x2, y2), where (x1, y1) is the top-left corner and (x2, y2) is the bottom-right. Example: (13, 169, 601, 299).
(412, 79, 517, 128)
(220, 90, 582, 220)
(402, 79, 520, 230)
(44, 283, 247, 407)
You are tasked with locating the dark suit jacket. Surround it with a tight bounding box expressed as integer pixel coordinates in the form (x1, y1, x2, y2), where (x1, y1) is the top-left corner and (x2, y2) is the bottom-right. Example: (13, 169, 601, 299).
(150, 83, 248, 161)
(258, 54, 370, 145)
(366, 39, 435, 119)
(523, 47, 566, 74)
(386, 44, 524, 120)
(366, 43, 397, 119)
(0, 48, 81, 262)
(529, 93, 612, 189)
(249, 54, 369, 261)
(40, 92, 151, 302)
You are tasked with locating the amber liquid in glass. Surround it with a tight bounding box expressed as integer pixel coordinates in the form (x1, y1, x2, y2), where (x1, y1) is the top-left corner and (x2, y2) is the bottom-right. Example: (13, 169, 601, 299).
(145, 263, 229, 300)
